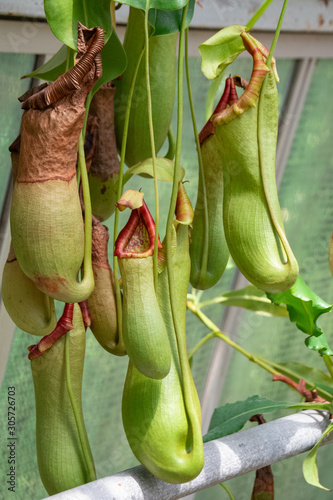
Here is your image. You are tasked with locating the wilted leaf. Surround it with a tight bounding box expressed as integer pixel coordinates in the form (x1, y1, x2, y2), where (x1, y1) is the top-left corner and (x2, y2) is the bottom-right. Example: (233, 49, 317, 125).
(203, 395, 290, 443)
(251, 465, 274, 500)
(267, 276, 333, 356)
(116, 190, 144, 211)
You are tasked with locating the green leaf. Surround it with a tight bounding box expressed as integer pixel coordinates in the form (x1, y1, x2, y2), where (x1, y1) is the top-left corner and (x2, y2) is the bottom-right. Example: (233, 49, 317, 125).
(203, 285, 289, 317)
(122, 158, 185, 186)
(199, 25, 246, 80)
(92, 30, 127, 95)
(148, 0, 195, 35)
(44, 0, 112, 50)
(267, 276, 333, 356)
(22, 44, 68, 81)
(287, 402, 331, 411)
(303, 421, 333, 491)
(203, 395, 291, 443)
(305, 335, 333, 357)
(204, 0, 276, 119)
(316, 383, 333, 396)
(116, 0, 188, 10)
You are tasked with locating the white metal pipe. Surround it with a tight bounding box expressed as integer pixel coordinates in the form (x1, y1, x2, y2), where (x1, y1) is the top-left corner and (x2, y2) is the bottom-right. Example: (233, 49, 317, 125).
(46, 410, 333, 500)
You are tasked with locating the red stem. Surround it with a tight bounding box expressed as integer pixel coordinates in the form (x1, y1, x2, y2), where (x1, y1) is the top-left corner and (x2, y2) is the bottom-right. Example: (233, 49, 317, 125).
(273, 374, 327, 403)
(28, 303, 74, 360)
(79, 300, 91, 328)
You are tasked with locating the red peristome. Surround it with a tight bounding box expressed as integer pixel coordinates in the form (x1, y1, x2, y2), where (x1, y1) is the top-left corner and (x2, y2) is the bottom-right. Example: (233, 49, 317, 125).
(114, 200, 162, 259)
(214, 77, 232, 114)
(228, 77, 238, 105)
(213, 33, 270, 127)
(199, 77, 232, 145)
(114, 209, 140, 257)
(28, 303, 74, 360)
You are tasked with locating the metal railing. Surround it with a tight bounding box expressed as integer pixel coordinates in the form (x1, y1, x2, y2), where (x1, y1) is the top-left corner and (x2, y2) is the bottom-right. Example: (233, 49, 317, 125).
(46, 410, 333, 500)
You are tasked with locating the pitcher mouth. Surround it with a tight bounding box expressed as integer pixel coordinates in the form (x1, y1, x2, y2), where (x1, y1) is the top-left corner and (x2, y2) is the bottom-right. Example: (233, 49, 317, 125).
(114, 200, 162, 259)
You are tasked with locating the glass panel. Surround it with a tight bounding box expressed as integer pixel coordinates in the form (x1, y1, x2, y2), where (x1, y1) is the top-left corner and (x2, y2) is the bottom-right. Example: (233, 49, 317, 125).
(0, 53, 35, 213)
(196, 59, 333, 499)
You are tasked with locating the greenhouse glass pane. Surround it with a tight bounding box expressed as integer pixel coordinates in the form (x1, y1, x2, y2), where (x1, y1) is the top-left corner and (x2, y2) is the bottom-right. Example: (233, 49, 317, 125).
(0, 53, 35, 213)
(196, 59, 333, 500)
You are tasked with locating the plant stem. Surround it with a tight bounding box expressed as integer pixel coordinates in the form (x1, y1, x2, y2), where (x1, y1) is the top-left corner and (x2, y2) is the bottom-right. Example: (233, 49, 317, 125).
(198, 295, 288, 317)
(113, 48, 145, 340)
(185, 27, 209, 280)
(187, 301, 333, 402)
(83, 92, 93, 138)
(257, 0, 292, 265)
(145, 0, 159, 290)
(256, 355, 333, 402)
(165, 6, 187, 337)
(66, 46, 74, 72)
(266, 0, 289, 67)
(323, 355, 333, 380)
(78, 133, 94, 288)
(186, 301, 277, 376)
(165, 0, 203, 457)
(65, 332, 96, 482)
(219, 482, 235, 500)
(187, 330, 216, 360)
(246, 0, 274, 30)
(111, 0, 116, 30)
(77, 91, 93, 186)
